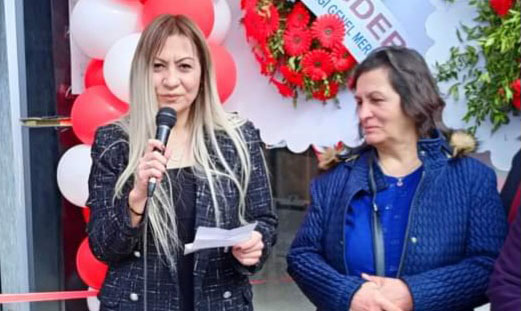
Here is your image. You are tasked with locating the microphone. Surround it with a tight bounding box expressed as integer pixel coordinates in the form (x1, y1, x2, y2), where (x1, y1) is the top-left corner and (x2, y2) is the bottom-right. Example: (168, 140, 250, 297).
(147, 107, 177, 197)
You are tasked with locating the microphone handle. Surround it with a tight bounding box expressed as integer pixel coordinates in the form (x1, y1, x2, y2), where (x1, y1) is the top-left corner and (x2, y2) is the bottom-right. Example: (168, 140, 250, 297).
(147, 178, 157, 198)
(147, 125, 172, 197)
(156, 125, 171, 146)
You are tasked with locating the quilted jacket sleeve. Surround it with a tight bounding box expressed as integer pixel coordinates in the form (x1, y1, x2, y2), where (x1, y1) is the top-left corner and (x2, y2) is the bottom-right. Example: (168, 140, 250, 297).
(287, 176, 365, 310)
(234, 121, 278, 275)
(86, 125, 143, 264)
(401, 165, 508, 311)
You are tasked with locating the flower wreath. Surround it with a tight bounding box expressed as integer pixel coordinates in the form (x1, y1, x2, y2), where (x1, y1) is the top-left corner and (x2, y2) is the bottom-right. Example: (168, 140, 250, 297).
(240, 0, 357, 104)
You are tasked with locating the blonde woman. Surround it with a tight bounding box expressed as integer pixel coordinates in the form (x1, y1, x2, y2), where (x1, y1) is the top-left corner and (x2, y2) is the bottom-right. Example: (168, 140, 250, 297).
(86, 15, 277, 311)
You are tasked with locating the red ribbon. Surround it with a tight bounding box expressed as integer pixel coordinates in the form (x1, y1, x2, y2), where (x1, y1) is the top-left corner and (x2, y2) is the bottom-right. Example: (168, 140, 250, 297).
(0, 290, 98, 304)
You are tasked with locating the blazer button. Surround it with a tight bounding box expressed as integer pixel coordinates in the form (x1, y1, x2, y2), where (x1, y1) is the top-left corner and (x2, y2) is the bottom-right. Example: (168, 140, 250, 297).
(133, 250, 141, 258)
(129, 293, 139, 301)
(410, 237, 418, 244)
(222, 291, 232, 299)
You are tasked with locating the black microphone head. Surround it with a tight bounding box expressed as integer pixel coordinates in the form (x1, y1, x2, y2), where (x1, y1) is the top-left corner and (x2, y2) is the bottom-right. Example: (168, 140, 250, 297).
(156, 107, 177, 129)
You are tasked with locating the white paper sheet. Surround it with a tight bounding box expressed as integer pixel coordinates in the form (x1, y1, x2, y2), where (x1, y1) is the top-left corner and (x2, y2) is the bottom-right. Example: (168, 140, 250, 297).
(184, 222, 257, 255)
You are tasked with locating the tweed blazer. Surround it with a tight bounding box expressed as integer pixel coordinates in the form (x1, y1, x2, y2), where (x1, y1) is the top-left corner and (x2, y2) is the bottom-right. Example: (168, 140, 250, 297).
(287, 131, 507, 311)
(86, 121, 277, 311)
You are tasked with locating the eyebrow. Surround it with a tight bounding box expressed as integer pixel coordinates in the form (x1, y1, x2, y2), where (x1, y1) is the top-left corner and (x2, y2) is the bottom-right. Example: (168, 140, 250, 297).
(355, 91, 385, 97)
(154, 56, 195, 63)
(368, 91, 385, 97)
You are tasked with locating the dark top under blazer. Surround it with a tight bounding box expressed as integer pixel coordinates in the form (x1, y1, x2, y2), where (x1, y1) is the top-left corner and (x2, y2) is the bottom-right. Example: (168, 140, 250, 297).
(86, 121, 277, 311)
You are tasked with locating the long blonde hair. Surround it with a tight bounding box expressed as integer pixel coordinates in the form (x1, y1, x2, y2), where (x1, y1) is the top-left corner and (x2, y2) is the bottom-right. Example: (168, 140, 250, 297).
(114, 15, 252, 267)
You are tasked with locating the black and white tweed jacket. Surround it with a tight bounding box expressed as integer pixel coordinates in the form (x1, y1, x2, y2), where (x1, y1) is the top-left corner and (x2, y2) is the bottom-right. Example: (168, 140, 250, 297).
(86, 121, 278, 311)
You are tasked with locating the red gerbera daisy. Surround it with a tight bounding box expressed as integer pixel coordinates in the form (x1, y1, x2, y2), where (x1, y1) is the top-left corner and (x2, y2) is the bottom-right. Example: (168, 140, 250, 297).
(271, 78, 295, 98)
(241, 0, 258, 11)
(280, 65, 304, 86)
(286, 2, 310, 29)
(243, 9, 269, 43)
(331, 43, 357, 71)
(490, 0, 513, 17)
(253, 45, 276, 75)
(283, 27, 312, 56)
(302, 49, 334, 81)
(513, 94, 520, 110)
(311, 14, 345, 48)
(313, 82, 339, 101)
(258, 4, 280, 36)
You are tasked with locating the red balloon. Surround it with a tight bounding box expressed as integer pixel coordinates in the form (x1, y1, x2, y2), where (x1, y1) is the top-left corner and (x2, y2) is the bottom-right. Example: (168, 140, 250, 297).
(81, 207, 91, 223)
(71, 86, 128, 145)
(141, 0, 214, 37)
(208, 43, 237, 103)
(84, 59, 105, 89)
(76, 238, 108, 289)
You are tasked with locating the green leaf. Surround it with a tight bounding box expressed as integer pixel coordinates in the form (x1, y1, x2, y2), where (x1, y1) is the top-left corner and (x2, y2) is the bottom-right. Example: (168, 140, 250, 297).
(484, 37, 495, 47)
(448, 83, 460, 101)
(288, 56, 296, 70)
(478, 72, 491, 83)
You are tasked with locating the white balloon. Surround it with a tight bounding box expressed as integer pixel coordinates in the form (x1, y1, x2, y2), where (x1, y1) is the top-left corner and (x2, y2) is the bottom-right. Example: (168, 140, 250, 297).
(86, 287, 100, 311)
(208, 0, 232, 44)
(104, 33, 141, 103)
(70, 0, 141, 59)
(56, 144, 92, 207)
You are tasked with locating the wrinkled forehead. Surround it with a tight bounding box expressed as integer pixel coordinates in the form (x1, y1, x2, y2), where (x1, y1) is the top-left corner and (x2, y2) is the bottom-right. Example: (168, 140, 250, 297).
(354, 67, 393, 94)
(155, 34, 199, 62)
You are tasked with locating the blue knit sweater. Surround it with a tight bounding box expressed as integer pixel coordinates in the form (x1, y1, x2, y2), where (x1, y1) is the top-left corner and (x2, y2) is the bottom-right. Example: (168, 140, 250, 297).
(287, 133, 507, 311)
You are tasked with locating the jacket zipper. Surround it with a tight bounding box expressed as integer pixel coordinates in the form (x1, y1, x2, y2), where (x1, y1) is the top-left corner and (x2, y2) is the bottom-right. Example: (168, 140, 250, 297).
(371, 203, 386, 276)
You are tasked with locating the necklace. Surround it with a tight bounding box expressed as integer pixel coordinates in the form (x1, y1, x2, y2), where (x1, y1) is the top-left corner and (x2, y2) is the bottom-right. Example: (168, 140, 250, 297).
(378, 158, 422, 187)
(166, 129, 191, 168)
(167, 148, 187, 167)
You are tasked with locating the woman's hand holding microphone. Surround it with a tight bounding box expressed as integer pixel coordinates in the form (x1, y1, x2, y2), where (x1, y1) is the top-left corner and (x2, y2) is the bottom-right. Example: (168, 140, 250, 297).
(128, 139, 171, 227)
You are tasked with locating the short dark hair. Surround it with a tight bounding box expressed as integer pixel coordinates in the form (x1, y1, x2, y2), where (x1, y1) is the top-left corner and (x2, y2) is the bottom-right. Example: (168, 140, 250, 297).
(352, 46, 449, 138)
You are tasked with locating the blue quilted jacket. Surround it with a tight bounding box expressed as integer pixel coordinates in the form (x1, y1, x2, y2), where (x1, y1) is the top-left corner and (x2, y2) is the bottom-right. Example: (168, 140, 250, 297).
(287, 132, 507, 311)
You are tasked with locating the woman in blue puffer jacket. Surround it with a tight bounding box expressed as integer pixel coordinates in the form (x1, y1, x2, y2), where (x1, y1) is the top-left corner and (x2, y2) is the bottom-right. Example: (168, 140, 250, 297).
(287, 46, 507, 311)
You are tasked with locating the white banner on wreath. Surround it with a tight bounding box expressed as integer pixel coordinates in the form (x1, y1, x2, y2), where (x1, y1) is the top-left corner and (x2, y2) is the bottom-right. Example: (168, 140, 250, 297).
(301, 0, 413, 61)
